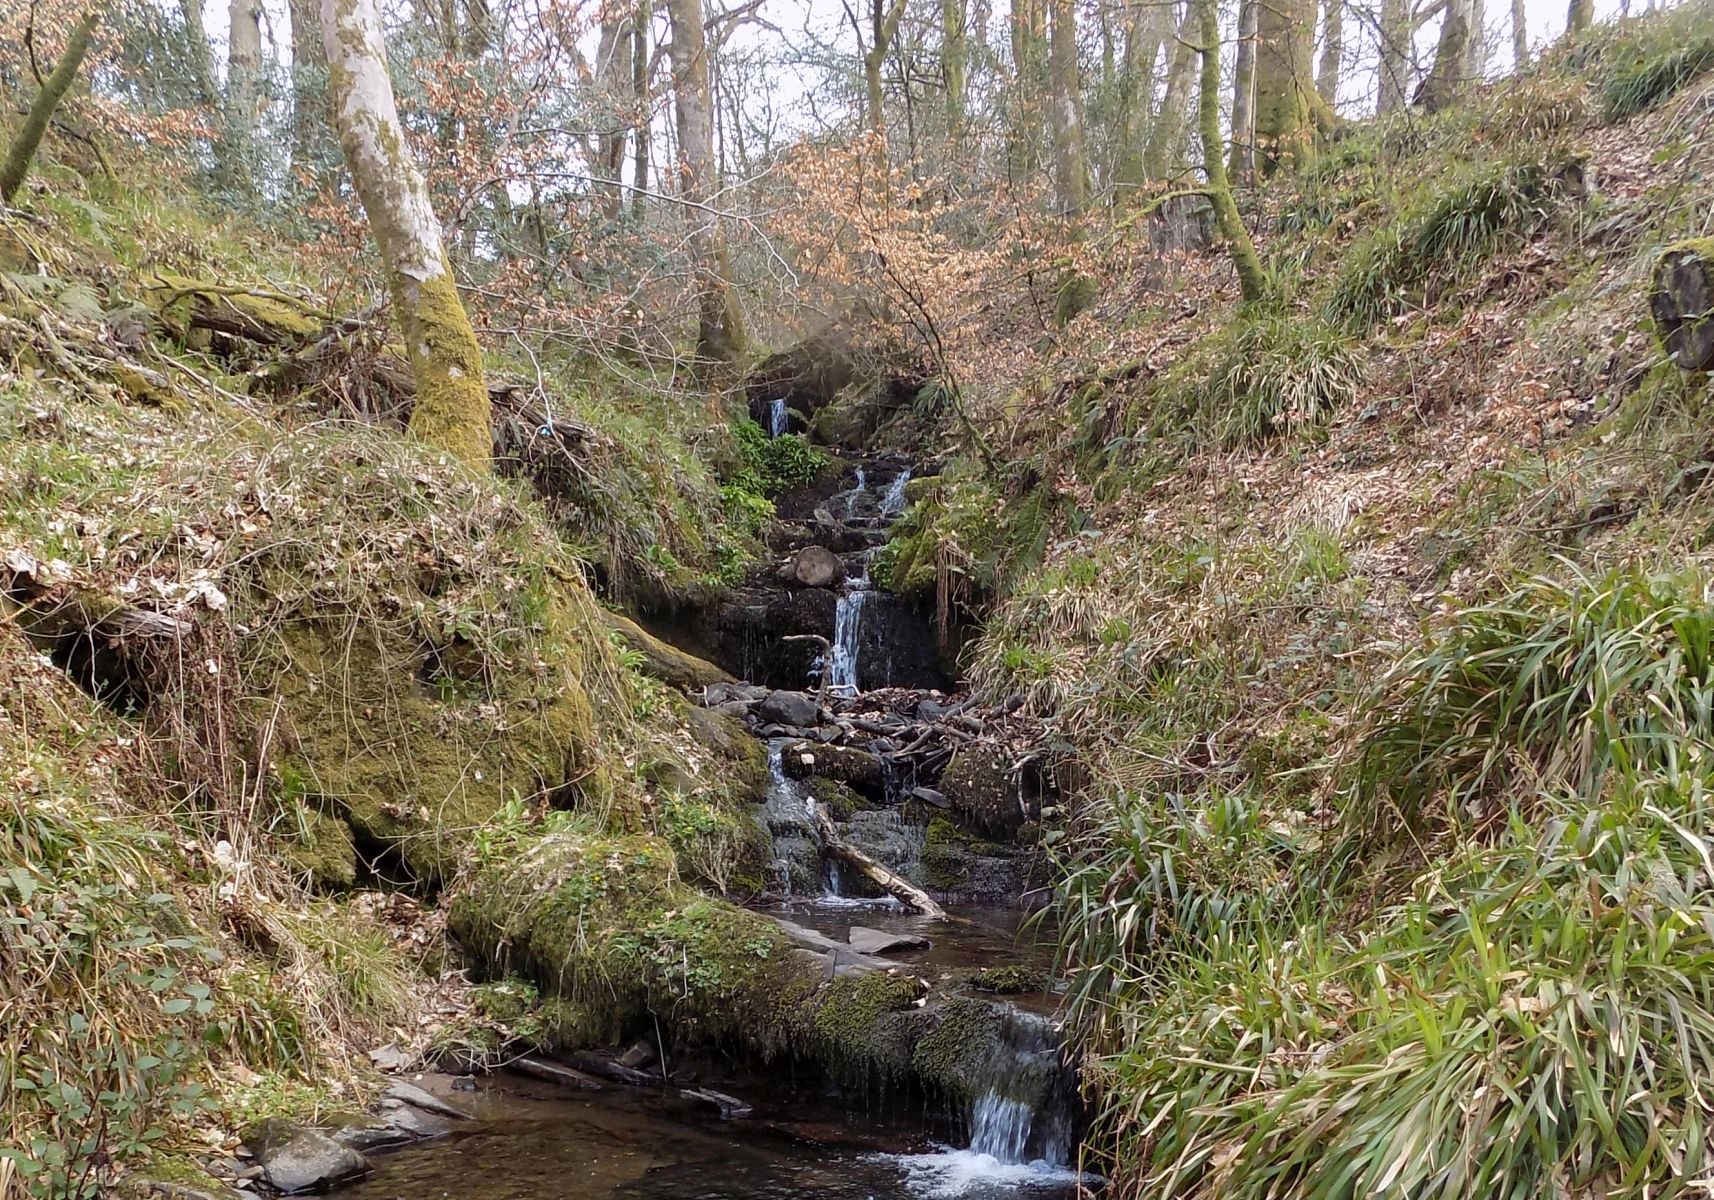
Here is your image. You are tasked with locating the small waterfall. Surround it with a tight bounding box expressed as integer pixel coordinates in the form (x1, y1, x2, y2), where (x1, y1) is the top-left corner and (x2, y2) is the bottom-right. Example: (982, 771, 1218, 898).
(843, 467, 867, 519)
(766, 396, 788, 438)
(825, 588, 868, 695)
(879, 467, 912, 515)
(969, 1092, 1035, 1164)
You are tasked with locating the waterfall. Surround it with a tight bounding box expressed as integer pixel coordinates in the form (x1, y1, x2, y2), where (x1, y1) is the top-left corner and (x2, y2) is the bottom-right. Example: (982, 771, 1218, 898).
(825, 589, 868, 695)
(879, 467, 912, 515)
(968, 1091, 1034, 1164)
(766, 396, 788, 438)
(843, 467, 867, 519)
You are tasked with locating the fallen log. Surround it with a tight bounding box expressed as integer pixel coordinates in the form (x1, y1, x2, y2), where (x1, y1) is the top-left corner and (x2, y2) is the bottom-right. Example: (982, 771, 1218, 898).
(810, 804, 947, 920)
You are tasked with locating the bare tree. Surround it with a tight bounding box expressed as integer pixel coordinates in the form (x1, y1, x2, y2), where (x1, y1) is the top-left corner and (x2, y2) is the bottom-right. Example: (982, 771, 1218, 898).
(1049, 0, 1087, 214)
(1197, 0, 1265, 301)
(322, 0, 492, 467)
(1, 12, 101, 204)
(1230, 0, 1257, 179)
(223, 0, 264, 189)
(1144, 2, 1198, 179)
(1317, 0, 1343, 103)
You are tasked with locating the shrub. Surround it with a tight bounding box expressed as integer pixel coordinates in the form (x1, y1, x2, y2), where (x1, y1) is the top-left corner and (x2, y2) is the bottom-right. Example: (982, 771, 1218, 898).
(1601, 35, 1714, 120)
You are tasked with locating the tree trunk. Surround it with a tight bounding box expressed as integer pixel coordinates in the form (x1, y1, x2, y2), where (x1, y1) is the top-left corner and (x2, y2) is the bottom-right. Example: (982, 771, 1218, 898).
(1198, 0, 1266, 303)
(943, 0, 968, 134)
(1317, 0, 1342, 103)
(1114, 1, 1166, 195)
(223, 0, 264, 190)
(665, 0, 746, 368)
(1418, 0, 1471, 111)
(1511, 0, 1528, 66)
(0, 12, 99, 205)
(1464, 0, 1487, 76)
(1144, 2, 1197, 181)
(181, 0, 217, 106)
(1566, 0, 1592, 34)
(288, 0, 329, 186)
(632, 0, 650, 221)
(595, 8, 632, 221)
(1010, 0, 1047, 174)
(322, 0, 492, 468)
(863, 0, 909, 184)
(811, 805, 947, 919)
(1254, 0, 1317, 172)
(1048, 0, 1086, 216)
(1229, 0, 1256, 180)
(1377, 0, 1409, 113)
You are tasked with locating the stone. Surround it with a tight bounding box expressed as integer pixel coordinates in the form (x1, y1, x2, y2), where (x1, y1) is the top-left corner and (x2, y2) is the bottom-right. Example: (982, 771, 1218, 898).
(847, 926, 931, 955)
(1653, 238, 1714, 371)
(332, 1121, 417, 1153)
(910, 786, 950, 809)
(940, 747, 1028, 840)
(602, 609, 733, 690)
(790, 545, 846, 589)
(511, 1055, 606, 1090)
(138, 1183, 246, 1200)
(757, 690, 821, 727)
(366, 1043, 409, 1071)
(243, 1119, 370, 1194)
(781, 740, 884, 796)
(618, 1038, 658, 1070)
(383, 1079, 470, 1120)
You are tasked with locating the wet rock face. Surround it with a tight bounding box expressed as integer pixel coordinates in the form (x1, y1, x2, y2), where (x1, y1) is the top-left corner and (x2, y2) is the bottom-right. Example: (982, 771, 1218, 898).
(942, 746, 1036, 840)
(851, 593, 946, 692)
(694, 586, 838, 688)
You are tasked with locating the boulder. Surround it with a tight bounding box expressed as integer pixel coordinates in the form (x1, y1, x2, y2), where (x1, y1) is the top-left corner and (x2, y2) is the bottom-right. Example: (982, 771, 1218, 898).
(940, 747, 1026, 840)
(789, 545, 845, 589)
(1653, 238, 1714, 371)
(383, 1079, 470, 1120)
(601, 610, 733, 690)
(757, 690, 821, 727)
(848, 926, 931, 955)
(782, 740, 884, 796)
(243, 1119, 369, 1194)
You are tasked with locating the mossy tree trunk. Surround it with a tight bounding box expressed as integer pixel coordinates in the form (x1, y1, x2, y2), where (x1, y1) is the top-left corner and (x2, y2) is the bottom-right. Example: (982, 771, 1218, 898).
(287, 0, 330, 187)
(1229, 0, 1257, 181)
(181, 0, 217, 106)
(0, 12, 100, 206)
(1567, 0, 1592, 34)
(1010, 0, 1047, 174)
(632, 0, 650, 222)
(1114, 1, 1166, 196)
(322, 0, 492, 469)
(1048, 0, 1086, 216)
(665, 0, 746, 369)
(1377, 0, 1409, 113)
(1254, 0, 1317, 173)
(1317, 0, 1343, 102)
(1143, 2, 1198, 180)
(861, 0, 909, 187)
(1512, 0, 1529, 65)
(1418, 0, 1471, 111)
(1198, 0, 1267, 304)
(943, 0, 968, 135)
(222, 0, 263, 192)
(594, 7, 633, 221)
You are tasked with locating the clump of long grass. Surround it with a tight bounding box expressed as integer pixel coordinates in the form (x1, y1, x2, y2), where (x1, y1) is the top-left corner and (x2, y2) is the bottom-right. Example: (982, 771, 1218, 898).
(1200, 315, 1366, 448)
(1601, 34, 1714, 119)
(1349, 560, 1714, 839)
(1326, 160, 1563, 329)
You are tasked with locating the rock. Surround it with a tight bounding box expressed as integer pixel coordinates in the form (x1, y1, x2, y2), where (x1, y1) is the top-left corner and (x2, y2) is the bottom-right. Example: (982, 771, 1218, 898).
(138, 1182, 246, 1200)
(916, 698, 950, 719)
(847, 926, 931, 955)
(758, 690, 821, 727)
(685, 706, 771, 807)
(332, 1121, 417, 1153)
(1653, 238, 1714, 371)
(367, 1043, 409, 1072)
(940, 747, 1028, 840)
(781, 740, 884, 796)
(512, 1055, 607, 1090)
(910, 786, 950, 809)
(790, 545, 846, 588)
(602, 610, 733, 690)
(243, 1119, 370, 1194)
(681, 1087, 753, 1119)
(618, 1038, 658, 1070)
(747, 329, 861, 418)
(384, 1079, 470, 1120)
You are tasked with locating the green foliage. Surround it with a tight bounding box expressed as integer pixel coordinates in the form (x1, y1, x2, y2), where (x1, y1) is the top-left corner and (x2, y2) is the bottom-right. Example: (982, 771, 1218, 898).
(1600, 34, 1714, 119)
(1326, 159, 1566, 329)
(1200, 314, 1366, 448)
(1351, 561, 1714, 839)
(730, 419, 831, 495)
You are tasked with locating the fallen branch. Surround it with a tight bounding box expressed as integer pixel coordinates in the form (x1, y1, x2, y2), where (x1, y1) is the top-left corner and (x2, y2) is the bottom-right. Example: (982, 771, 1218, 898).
(811, 803, 946, 919)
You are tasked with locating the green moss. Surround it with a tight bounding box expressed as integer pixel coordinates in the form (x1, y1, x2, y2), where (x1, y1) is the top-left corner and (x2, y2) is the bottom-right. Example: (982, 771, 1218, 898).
(911, 997, 1004, 1103)
(279, 802, 357, 890)
(919, 842, 974, 892)
(603, 609, 732, 690)
(971, 965, 1046, 994)
(809, 777, 871, 822)
(1054, 271, 1099, 326)
(402, 262, 492, 469)
(810, 971, 924, 1082)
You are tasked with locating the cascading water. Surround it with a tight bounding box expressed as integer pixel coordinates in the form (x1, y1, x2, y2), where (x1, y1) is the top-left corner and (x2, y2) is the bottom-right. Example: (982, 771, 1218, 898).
(843, 467, 867, 519)
(825, 586, 868, 695)
(880, 467, 912, 515)
(766, 396, 788, 438)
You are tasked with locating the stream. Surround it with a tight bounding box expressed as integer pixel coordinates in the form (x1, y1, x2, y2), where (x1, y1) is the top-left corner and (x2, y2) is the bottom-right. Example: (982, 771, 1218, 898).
(333, 449, 1083, 1199)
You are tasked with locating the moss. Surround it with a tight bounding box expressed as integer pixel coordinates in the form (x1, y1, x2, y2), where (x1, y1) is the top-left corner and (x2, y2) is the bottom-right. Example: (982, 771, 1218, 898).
(971, 965, 1047, 994)
(911, 997, 1005, 1103)
(1054, 271, 1099, 326)
(603, 609, 733, 690)
(280, 802, 358, 890)
(809, 776, 871, 821)
(143, 272, 324, 343)
(940, 747, 1023, 840)
(402, 262, 491, 470)
(810, 971, 924, 1082)
(919, 842, 974, 892)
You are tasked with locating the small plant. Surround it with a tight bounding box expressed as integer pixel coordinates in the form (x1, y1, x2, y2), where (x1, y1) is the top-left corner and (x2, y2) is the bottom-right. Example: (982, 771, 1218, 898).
(730, 420, 831, 495)
(1201, 315, 1366, 448)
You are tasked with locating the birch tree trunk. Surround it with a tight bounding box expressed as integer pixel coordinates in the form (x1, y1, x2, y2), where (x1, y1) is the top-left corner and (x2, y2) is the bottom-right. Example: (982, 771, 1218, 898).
(665, 0, 746, 368)
(223, 0, 264, 190)
(1144, 2, 1197, 180)
(1048, 0, 1086, 216)
(1317, 0, 1342, 103)
(1229, 0, 1256, 180)
(1464, 0, 1487, 77)
(1197, 0, 1266, 302)
(322, 0, 492, 468)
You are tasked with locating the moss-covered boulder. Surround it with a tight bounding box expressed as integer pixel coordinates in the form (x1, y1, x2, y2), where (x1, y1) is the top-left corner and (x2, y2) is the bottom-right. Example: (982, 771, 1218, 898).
(782, 740, 884, 796)
(603, 609, 734, 691)
(940, 746, 1024, 839)
(280, 802, 359, 890)
(1653, 237, 1714, 371)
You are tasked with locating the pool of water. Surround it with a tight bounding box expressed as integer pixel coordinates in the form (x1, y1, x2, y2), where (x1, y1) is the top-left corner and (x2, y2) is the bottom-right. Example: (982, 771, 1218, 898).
(334, 1075, 1083, 1200)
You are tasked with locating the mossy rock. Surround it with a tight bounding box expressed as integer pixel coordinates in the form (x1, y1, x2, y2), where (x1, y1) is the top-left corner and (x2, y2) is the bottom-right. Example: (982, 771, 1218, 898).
(911, 997, 1006, 1104)
(271, 587, 601, 884)
(604, 609, 734, 691)
(940, 747, 1023, 840)
(280, 803, 358, 891)
(808, 776, 871, 822)
(1054, 272, 1099, 326)
(685, 705, 770, 808)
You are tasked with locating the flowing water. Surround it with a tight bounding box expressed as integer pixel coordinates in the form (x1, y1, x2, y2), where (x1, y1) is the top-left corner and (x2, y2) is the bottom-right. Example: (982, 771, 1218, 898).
(766, 397, 788, 438)
(880, 467, 912, 515)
